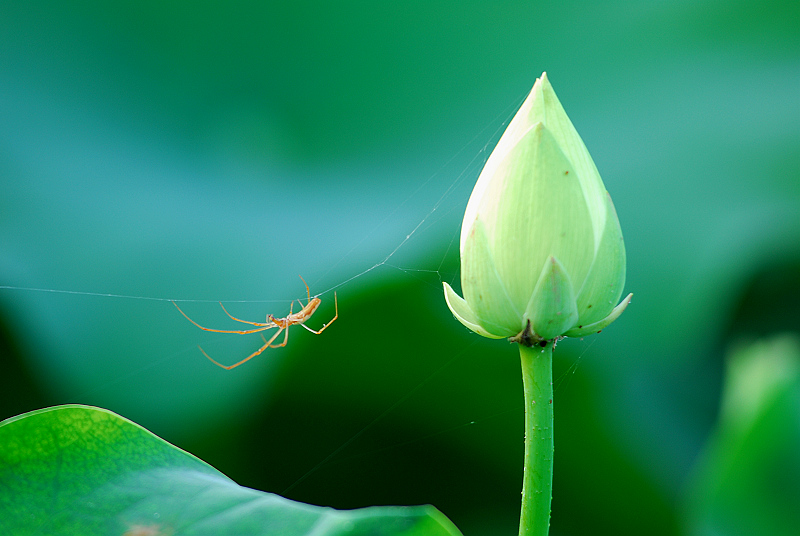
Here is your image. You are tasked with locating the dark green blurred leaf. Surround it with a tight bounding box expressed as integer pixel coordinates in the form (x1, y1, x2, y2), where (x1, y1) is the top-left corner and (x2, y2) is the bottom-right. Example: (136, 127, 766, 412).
(685, 335, 800, 536)
(0, 405, 462, 536)
(2, 0, 799, 534)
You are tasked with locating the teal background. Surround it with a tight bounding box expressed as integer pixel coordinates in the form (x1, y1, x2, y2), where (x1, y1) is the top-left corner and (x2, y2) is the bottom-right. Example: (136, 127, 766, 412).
(1, 1, 798, 535)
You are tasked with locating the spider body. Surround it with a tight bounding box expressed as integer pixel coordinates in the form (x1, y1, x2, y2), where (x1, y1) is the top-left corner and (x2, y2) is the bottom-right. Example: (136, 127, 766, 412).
(268, 296, 320, 329)
(172, 276, 337, 369)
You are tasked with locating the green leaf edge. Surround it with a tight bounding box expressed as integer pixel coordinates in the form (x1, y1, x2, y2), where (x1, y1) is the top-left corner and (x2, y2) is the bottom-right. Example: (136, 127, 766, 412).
(0, 404, 463, 536)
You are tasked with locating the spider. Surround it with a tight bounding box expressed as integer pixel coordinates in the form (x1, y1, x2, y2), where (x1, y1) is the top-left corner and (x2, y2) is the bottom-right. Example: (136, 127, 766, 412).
(172, 276, 337, 370)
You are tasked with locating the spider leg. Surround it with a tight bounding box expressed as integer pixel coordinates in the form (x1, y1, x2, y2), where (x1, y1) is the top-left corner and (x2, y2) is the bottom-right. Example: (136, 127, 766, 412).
(199, 327, 285, 370)
(180, 279, 335, 370)
(219, 302, 277, 328)
(298, 275, 311, 301)
(172, 301, 276, 334)
(300, 292, 338, 335)
(268, 324, 291, 348)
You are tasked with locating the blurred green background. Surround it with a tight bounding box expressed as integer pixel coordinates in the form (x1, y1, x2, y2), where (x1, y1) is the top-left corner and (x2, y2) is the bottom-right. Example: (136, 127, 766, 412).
(1, 1, 798, 535)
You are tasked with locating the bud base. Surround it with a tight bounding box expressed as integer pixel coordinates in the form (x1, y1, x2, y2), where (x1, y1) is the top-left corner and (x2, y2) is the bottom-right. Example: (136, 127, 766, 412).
(509, 319, 551, 348)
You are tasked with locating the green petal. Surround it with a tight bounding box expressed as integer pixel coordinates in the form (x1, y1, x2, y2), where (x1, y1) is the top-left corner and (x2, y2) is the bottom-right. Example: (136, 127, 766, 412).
(536, 73, 609, 249)
(481, 123, 595, 309)
(462, 218, 521, 336)
(443, 283, 506, 339)
(460, 73, 607, 255)
(525, 255, 579, 340)
(574, 192, 626, 325)
(564, 293, 632, 338)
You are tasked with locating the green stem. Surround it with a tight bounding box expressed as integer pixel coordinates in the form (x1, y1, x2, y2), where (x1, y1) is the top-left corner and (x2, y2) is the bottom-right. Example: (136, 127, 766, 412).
(518, 342, 554, 536)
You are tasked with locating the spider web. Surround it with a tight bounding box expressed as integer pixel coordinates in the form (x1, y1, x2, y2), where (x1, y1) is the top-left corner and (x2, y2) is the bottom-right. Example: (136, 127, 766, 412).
(0, 87, 597, 495)
(1, 96, 512, 305)
(0, 99, 512, 304)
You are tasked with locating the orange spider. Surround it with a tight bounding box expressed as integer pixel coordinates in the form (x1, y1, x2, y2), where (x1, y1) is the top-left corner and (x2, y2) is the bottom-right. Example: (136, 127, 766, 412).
(172, 276, 337, 370)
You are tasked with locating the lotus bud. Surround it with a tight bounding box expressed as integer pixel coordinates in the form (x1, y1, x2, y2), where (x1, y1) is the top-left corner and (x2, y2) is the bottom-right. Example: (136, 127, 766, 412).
(443, 73, 631, 346)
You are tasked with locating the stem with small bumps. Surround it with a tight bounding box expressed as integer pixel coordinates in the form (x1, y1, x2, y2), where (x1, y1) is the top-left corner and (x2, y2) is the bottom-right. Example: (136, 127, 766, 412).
(518, 342, 554, 536)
